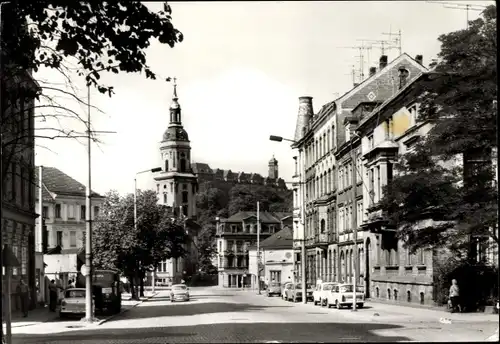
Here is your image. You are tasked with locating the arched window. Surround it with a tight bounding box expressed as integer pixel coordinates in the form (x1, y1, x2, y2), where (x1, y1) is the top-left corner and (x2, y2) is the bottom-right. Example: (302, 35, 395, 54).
(320, 219, 326, 233)
(165, 159, 169, 171)
(407, 290, 412, 302)
(387, 288, 391, 300)
(180, 159, 186, 172)
(420, 292, 425, 305)
(376, 286, 380, 298)
(394, 289, 398, 301)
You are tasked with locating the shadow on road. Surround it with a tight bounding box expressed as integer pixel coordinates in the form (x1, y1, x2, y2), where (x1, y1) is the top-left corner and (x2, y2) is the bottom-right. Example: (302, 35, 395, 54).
(106, 302, 293, 322)
(12, 322, 410, 343)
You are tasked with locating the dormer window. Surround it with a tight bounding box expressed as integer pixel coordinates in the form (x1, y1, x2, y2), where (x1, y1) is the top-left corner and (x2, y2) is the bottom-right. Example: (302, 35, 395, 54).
(408, 103, 420, 127)
(345, 124, 350, 142)
(399, 67, 410, 89)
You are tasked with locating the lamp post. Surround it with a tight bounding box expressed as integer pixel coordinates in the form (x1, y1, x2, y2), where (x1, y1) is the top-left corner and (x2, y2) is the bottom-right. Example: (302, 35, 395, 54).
(269, 135, 307, 304)
(134, 167, 162, 294)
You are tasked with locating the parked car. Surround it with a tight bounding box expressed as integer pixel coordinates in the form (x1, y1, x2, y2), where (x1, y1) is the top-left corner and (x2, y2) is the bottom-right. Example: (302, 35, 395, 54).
(313, 282, 337, 306)
(326, 283, 364, 309)
(266, 282, 281, 297)
(282, 282, 293, 300)
(170, 284, 190, 302)
(287, 283, 313, 302)
(60, 288, 86, 318)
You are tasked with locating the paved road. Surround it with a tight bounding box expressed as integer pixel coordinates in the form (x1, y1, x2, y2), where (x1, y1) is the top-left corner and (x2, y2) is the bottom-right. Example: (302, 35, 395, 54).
(12, 287, 498, 343)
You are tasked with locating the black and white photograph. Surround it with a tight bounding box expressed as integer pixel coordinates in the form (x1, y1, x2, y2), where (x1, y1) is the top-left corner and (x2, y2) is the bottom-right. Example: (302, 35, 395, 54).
(0, 1, 498, 343)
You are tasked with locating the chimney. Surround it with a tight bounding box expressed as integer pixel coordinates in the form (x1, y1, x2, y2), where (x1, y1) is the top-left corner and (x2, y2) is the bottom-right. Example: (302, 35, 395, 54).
(369, 67, 377, 77)
(298, 96, 314, 123)
(379, 55, 388, 70)
(415, 55, 423, 65)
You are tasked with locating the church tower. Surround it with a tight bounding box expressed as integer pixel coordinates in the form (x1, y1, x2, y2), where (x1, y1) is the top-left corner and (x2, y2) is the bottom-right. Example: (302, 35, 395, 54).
(268, 155, 279, 180)
(153, 79, 198, 218)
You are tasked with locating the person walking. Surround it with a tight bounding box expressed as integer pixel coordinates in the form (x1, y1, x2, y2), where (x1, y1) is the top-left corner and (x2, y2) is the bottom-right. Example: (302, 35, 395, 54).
(48, 280, 58, 312)
(449, 279, 461, 313)
(67, 279, 75, 289)
(17, 280, 30, 317)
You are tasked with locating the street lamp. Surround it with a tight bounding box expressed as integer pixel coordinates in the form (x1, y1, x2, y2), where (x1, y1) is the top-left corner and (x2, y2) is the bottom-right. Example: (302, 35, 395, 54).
(269, 135, 307, 304)
(134, 167, 162, 294)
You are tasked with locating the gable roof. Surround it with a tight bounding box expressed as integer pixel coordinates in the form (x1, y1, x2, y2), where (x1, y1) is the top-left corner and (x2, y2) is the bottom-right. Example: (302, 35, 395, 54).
(35, 166, 103, 200)
(260, 226, 293, 250)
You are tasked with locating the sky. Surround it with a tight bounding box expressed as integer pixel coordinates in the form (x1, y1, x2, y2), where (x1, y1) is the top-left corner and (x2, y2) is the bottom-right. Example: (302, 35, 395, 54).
(34, 1, 495, 195)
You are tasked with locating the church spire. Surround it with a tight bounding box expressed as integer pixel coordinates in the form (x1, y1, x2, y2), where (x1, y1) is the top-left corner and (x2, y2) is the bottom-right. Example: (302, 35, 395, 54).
(169, 77, 181, 124)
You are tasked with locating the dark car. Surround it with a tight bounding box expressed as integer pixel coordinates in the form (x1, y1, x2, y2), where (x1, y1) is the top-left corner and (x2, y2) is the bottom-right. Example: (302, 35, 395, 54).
(288, 283, 314, 302)
(266, 282, 281, 297)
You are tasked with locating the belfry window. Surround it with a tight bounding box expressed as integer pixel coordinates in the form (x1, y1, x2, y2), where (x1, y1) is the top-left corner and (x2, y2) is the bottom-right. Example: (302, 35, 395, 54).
(165, 160, 169, 171)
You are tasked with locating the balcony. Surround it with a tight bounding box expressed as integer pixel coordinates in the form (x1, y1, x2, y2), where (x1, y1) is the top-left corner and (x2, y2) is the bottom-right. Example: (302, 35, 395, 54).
(314, 233, 329, 249)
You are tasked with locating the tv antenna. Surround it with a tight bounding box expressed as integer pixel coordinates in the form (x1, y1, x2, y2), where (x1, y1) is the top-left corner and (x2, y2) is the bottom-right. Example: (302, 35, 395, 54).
(426, 1, 488, 28)
(357, 38, 399, 57)
(337, 44, 370, 82)
(344, 64, 357, 86)
(382, 26, 402, 55)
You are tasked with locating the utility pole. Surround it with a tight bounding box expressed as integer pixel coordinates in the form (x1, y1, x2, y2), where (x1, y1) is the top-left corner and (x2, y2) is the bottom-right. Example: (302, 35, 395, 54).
(256, 201, 261, 295)
(351, 144, 358, 312)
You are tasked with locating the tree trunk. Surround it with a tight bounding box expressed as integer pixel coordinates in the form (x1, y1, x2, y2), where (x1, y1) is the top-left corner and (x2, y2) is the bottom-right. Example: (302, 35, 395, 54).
(129, 276, 137, 300)
(139, 270, 145, 297)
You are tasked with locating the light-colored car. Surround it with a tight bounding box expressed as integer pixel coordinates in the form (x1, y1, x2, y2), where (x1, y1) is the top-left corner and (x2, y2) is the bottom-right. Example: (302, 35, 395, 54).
(266, 282, 281, 297)
(281, 282, 293, 300)
(313, 282, 337, 306)
(288, 283, 314, 302)
(60, 288, 86, 318)
(170, 284, 190, 302)
(326, 283, 364, 309)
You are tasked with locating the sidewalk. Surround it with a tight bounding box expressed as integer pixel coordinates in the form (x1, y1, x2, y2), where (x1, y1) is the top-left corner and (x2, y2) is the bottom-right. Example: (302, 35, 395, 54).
(5, 305, 59, 328)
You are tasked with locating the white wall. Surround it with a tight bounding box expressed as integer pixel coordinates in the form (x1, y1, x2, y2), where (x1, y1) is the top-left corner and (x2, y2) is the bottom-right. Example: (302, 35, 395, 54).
(44, 254, 78, 274)
(262, 248, 294, 284)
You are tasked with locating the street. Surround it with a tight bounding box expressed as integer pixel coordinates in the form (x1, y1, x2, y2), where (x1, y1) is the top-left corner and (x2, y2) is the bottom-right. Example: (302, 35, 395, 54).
(11, 287, 498, 343)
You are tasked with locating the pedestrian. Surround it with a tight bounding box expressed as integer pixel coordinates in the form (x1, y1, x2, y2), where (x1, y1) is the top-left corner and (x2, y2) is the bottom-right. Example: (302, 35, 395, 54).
(449, 279, 461, 313)
(17, 280, 30, 317)
(68, 279, 75, 289)
(48, 280, 58, 312)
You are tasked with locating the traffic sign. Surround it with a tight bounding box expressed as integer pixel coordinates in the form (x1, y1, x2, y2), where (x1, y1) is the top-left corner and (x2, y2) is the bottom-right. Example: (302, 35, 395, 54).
(80, 264, 90, 276)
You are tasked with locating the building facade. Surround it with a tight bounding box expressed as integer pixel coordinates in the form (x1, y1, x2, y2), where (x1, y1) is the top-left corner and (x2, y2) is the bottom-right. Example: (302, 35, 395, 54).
(152, 80, 199, 284)
(215, 211, 292, 288)
(248, 226, 294, 289)
(34, 166, 104, 289)
(1, 69, 39, 311)
(292, 53, 435, 304)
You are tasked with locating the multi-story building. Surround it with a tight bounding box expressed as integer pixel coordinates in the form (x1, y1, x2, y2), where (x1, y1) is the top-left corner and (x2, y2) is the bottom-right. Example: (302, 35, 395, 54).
(248, 225, 294, 288)
(291, 54, 428, 296)
(192, 156, 287, 191)
(215, 211, 292, 287)
(35, 166, 105, 287)
(1, 68, 39, 311)
(151, 80, 200, 284)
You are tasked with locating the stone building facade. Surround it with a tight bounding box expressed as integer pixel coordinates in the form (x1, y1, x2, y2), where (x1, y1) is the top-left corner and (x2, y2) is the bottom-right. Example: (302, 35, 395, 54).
(291, 53, 440, 305)
(151, 80, 200, 285)
(215, 211, 292, 288)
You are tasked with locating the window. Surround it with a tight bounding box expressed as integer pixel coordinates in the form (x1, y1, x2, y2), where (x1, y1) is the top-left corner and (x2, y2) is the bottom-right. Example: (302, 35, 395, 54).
(270, 270, 282, 283)
(320, 219, 325, 233)
(231, 225, 237, 233)
(182, 206, 188, 217)
(21, 246, 27, 275)
(67, 204, 75, 219)
(182, 183, 188, 190)
(376, 166, 381, 203)
(348, 163, 353, 186)
(156, 184, 160, 193)
(368, 134, 374, 150)
(345, 124, 350, 141)
(70, 231, 77, 247)
(385, 118, 394, 139)
(80, 205, 86, 220)
(12, 246, 18, 276)
(339, 207, 344, 233)
(56, 231, 63, 247)
(356, 200, 363, 227)
(42, 206, 49, 219)
(55, 204, 62, 218)
(182, 191, 188, 203)
(356, 155, 362, 183)
(408, 103, 419, 127)
(93, 206, 100, 218)
(20, 168, 25, 205)
(369, 168, 375, 205)
(332, 125, 336, 148)
(418, 249, 425, 265)
(163, 193, 167, 204)
(339, 167, 343, 190)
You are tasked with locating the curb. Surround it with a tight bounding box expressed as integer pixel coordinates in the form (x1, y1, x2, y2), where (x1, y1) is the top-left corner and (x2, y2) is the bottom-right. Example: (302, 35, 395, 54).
(485, 327, 499, 342)
(95, 291, 159, 326)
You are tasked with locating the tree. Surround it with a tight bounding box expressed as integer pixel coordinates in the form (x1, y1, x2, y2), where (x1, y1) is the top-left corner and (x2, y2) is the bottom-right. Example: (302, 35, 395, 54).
(379, 5, 497, 258)
(1, 1, 183, 188)
(92, 189, 187, 299)
(227, 184, 292, 214)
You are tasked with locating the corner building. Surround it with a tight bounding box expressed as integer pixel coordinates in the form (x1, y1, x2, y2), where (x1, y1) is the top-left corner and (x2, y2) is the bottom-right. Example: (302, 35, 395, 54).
(152, 81, 198, 284)
(291, 54, 427, 296)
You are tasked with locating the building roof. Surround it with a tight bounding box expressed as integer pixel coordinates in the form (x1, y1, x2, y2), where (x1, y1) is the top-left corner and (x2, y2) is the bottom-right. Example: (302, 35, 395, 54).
(35, 166, 103, 200)
(221, 211, 292, 224)
(191, 163, 212, 174)
(260, 226, 293, 250)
